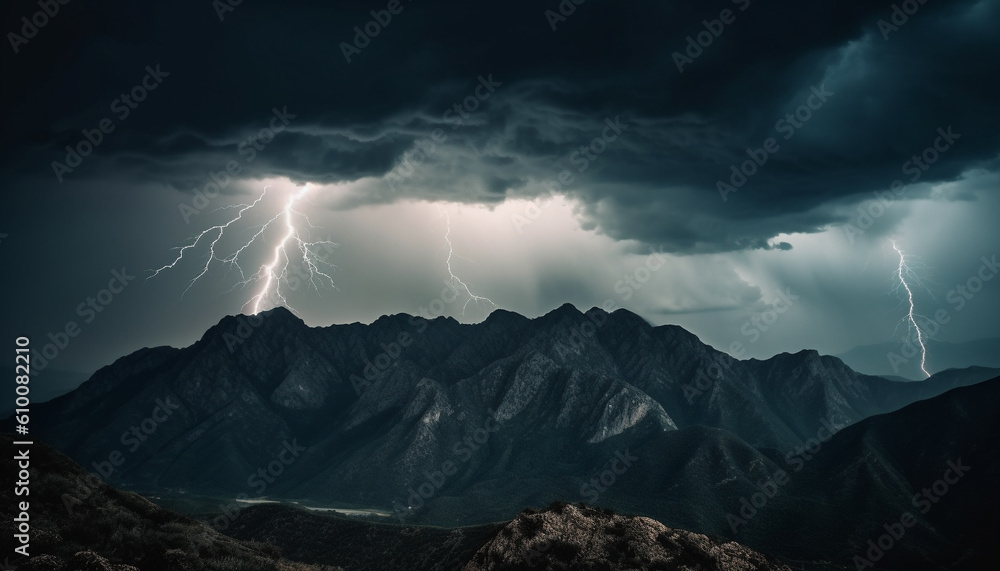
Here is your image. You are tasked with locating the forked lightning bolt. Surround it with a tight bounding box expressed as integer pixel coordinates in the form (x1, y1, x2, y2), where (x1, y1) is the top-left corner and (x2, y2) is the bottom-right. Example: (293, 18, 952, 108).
(441, 209, 496, 315)
(148, 184, 337, 314)
(891, 239, 931, 378)
(246, 185, 336, 314)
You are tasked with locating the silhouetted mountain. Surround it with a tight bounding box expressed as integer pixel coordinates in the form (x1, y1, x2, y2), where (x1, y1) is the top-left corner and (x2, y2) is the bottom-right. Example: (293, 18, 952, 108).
(1, 367, 90, 418)
(837, 337, 1000, 378)
(22, 305, 995, 536)
(734, 377, 1000, 569)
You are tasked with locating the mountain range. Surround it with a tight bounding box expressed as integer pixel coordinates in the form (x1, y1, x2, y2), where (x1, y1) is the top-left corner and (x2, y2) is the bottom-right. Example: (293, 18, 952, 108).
(836, 337, 1000, 379)
(15, 304, 1000, 569)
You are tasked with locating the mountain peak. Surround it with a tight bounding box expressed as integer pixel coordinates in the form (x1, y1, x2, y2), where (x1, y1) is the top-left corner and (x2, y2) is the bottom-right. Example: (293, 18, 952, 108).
(548, 302, 584, 317)
(200, 306, 305, 345)
(608, 306, 652, 328)
(483, 307, 530, 326)
(257, 305, 302, 323)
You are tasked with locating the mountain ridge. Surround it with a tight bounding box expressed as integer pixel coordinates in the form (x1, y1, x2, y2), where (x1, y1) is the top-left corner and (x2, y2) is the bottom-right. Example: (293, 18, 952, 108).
(21, 305, 999, 536)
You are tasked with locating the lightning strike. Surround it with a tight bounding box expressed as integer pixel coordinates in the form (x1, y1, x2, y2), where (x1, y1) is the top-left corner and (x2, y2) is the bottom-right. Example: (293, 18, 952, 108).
(440, 209, 496, 315)
(890, 239, 931, 378)
(148, 184, 337, 315)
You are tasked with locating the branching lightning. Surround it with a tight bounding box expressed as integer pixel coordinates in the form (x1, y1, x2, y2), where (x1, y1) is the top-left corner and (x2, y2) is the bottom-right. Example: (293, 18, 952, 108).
(890, 239, 931, 378)
(440, 209, 496, 315)
(148, 184, 337, 314)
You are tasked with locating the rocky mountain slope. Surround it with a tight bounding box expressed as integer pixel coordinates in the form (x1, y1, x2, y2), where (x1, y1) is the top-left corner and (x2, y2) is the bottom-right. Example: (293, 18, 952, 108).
(463, 502, 790, 571)
(21, 305, 998, 534)
(743, 375, 1000, 569)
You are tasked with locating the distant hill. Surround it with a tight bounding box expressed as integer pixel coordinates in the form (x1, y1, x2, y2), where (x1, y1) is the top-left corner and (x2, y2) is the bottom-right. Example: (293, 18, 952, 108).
(1, 367, 90, 418)
(837, 337, 1000, 378)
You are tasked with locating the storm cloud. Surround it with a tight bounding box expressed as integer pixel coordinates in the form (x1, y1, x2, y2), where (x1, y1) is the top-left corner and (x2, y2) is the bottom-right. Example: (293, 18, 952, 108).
(3, 0, 996, 252)
(1, 0, 997, 377)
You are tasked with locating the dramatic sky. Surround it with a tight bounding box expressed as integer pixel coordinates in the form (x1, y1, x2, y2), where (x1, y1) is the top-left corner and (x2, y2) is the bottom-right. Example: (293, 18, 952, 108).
(2, 0, 998, 378)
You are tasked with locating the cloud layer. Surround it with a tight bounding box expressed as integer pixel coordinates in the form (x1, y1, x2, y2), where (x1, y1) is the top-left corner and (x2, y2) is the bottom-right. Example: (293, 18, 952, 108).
(3, 0, 997, 253)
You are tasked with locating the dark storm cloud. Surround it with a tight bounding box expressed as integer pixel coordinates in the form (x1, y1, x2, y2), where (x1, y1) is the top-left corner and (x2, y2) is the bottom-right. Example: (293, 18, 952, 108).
(2, 0, 997, 253)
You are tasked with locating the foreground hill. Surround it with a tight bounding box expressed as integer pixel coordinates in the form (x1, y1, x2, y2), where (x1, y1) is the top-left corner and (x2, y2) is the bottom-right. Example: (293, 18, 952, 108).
(1, 434, 789, 570)
(463, 502, 790, 571)
(0, 434, 340, 571)
(218, 501, 790, 571)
